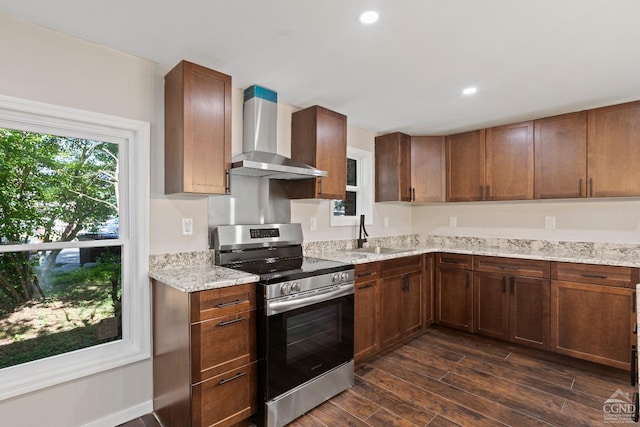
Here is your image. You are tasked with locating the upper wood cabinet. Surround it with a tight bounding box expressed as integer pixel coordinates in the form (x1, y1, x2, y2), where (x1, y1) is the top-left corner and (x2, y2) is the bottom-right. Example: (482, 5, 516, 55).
(446, 129, 486, 201)
(375, 133, 445, 202)
(375, 132, 412, 202)
(288, 105, 347, 200)
(411, 136, 446, 202)
(446, 122, 533, 201)
(534, 112, 588, 199)
(164, 60, 231, 195)
(485, 121, 534, 200)
(587, 100, 640, 197)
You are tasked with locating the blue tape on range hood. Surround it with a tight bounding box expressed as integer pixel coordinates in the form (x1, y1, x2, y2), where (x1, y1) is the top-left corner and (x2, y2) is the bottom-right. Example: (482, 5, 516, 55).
(244, 85, 278, 103)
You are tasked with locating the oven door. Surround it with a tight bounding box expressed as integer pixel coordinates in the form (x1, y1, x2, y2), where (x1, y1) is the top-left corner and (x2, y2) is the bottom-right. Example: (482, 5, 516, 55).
(264, 285, 354, 400)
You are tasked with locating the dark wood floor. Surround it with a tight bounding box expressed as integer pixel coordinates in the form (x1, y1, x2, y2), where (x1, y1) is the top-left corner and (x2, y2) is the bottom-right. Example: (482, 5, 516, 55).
(122, 326, 638, 426)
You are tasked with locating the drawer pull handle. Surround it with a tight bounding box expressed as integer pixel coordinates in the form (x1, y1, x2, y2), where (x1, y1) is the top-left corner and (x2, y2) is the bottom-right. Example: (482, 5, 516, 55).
(217, 299, 246, 308)
(580, 274, 607, 279)
(498, 265, 519, 270)
(358, 283, 374, 290)
(357, 272, 374, 278)
(441, 258, 464, 264)
(218, 317, 246, 327)
(219, 371, 247, 385)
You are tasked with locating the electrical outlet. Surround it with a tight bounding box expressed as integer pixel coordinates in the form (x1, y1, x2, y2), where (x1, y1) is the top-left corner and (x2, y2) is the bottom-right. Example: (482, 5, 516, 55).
(545, 216, 556, 229)
(310, 217, 317, 231)
(449, 216, 457, 227)
(384, 217, 389, 228)
(182, 218, 193, 236)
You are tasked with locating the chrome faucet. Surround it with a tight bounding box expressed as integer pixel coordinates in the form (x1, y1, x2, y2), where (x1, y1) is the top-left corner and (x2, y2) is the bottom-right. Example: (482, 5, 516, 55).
(357, 214, 369, 248)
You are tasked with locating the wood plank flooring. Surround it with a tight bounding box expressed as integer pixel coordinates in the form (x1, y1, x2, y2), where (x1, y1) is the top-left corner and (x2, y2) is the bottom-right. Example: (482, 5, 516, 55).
(122, 326, 637, 426)
(291, 327, 637, 427)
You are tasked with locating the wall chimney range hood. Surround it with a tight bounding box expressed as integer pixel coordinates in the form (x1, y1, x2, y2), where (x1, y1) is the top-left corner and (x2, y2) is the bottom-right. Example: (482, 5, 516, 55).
(231, 85, 328, 180)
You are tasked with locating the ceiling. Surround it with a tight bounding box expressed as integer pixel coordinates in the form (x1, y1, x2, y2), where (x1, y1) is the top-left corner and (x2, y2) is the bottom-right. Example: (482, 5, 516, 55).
(1, 0, 639, 135)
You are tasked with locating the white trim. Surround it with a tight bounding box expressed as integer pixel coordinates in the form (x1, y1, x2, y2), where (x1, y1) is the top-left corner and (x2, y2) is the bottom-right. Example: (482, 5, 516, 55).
(0, 94, 150, 401)
(81, 400, 154, 427)
(330, 147, 373, 227)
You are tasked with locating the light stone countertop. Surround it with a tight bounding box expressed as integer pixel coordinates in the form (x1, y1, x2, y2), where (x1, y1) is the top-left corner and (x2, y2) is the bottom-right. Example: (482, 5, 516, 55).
(307, 244, 640, 268)
(149, 265, 259, 293)
(149, 235, 640, 293)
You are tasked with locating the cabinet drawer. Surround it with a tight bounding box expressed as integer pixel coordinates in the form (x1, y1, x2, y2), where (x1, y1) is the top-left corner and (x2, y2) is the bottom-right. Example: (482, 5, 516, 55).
(381, 255, 423, 278)
(191, 309, 256, 383)
(474, 256, 550, 278)
(355, 262, 380, 282)
(190, 284, 256, 322)
(192, 362, 257, 427)
(436, 253, 473, 270)
(551, 262, 640, 288)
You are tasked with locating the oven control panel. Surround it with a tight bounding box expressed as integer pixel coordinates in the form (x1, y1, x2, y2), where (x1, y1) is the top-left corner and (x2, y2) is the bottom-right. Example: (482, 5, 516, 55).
(266, 269, 355, 299)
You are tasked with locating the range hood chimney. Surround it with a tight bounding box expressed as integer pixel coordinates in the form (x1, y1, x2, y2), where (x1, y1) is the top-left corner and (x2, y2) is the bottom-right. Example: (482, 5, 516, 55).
(231, 85, 328, 180)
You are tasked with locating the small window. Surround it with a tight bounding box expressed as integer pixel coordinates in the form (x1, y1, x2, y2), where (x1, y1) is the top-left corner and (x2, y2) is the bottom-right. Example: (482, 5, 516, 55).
(331, 147, 373, 227)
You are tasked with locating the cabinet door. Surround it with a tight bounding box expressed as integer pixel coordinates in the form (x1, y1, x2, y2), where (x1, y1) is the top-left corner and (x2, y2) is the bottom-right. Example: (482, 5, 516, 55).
(164, 60, 231, 195)
(551, 280, 635, 370)
(375, 132, 412, 202)
(510, 276, 550, 350)
(411, 136, 445, 202)
(316, 107, 347, 199)
(446, 129, 486, 201)
(474, 272, 509, 341)
(436, 268, 473, 332)
(354, 278, 379, 362)
(403, 271, 423, 335)
(587, 100, 640, 197)
(534, 112, 587, 199)
(379, 274, 405, 348)
(485, 121, 534, 200)
(423, 254, 434, 327)
(289, 106, 347, 200)
(192, 362, 257, 427)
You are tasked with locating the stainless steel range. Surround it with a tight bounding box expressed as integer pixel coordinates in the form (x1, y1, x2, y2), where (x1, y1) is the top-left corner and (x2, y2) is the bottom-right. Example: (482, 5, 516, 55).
(212, 223, 354, 427)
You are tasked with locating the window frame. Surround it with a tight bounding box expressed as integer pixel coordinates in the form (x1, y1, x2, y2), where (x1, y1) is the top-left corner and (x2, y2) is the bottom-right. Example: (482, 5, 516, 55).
(330, 147, 373, 227)
(0, 94, 150, 401)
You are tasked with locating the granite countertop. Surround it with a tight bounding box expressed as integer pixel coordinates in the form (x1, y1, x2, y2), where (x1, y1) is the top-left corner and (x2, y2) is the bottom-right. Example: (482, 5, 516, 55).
(307, 244, 640, 268)
(149, 235, 640, 293)
(149, 265, 259, 293)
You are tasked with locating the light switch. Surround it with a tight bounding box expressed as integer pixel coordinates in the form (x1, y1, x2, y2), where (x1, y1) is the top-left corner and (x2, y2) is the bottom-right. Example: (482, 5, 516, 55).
(545, 216, 556, 229)
(182, 218, 193, 236)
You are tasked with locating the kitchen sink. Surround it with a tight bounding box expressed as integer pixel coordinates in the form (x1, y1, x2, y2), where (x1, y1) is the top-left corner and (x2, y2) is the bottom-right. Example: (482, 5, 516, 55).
(342, 246, 408, 255)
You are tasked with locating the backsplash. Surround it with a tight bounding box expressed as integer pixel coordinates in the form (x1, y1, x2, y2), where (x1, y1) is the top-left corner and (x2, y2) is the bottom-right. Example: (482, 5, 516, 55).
(149, 250, 213, 270)
(150, 235, 640, 271)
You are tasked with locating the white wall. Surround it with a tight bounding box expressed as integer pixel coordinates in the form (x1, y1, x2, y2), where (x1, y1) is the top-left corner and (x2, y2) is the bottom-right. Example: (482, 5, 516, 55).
(413, 198, 640, 243)
(0, 13, 157, 426)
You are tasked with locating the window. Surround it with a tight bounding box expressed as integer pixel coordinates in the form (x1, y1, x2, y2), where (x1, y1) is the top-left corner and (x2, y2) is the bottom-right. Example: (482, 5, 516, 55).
(0, 95, 149, 400)
(330, 147, 373, 227)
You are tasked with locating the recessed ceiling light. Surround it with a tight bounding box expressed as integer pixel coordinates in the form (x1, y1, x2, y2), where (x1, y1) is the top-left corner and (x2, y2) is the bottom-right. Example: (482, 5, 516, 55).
(462, 87, 477, 95)
(359, 10, 380, 24)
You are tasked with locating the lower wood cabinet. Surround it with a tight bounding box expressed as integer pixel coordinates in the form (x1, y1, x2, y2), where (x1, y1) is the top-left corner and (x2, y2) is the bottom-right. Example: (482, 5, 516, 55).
(152, 280, 257, 427)
(474, 272, 550, 349)
(354, 262, 380, 362)
(473, 256, 550, 350)
(435, 253, 473, 332)
(379, 255, 424, 348)
(550, 262, 639, 370)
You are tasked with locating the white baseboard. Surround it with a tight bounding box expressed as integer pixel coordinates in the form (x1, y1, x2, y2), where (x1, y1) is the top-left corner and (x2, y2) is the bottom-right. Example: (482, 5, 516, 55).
(82, 400, 153, 427)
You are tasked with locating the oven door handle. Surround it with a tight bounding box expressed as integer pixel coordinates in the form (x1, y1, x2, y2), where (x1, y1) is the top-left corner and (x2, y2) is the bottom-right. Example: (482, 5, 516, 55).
(266, 283, 354, 315)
